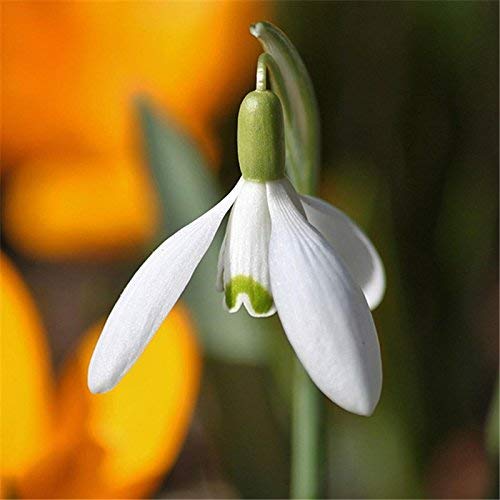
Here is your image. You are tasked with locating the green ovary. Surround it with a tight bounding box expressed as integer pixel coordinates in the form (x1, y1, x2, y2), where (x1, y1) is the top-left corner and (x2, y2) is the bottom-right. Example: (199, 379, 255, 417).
(225, 275, 274, 315)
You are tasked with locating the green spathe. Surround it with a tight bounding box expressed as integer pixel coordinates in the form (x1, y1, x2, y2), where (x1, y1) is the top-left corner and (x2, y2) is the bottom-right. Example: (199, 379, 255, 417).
(237, 90, 285, 182)
(225, 275, 274, 315)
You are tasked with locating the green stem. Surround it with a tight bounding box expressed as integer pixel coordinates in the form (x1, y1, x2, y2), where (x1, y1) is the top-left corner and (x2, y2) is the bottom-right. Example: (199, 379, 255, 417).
(290, 362, 323, 499)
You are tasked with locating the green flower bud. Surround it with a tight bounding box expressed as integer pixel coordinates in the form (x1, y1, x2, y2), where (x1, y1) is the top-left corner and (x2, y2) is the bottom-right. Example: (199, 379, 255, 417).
(237, 90, 285, 182)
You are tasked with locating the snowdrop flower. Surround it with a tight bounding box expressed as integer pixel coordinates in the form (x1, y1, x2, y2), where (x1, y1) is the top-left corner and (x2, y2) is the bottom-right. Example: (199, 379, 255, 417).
(88, 88, 385, 416)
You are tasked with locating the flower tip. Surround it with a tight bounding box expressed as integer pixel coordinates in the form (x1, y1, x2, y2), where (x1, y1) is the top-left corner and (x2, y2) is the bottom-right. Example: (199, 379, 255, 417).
(87, 372, 111, 395)
(365, 261, 386, 311)
(335, 397, 377, 417)
(339, 386, 381, 417)
(354, 401, 377, 418)
(249, 22, 263, 38)
(87, 358, 119, 394)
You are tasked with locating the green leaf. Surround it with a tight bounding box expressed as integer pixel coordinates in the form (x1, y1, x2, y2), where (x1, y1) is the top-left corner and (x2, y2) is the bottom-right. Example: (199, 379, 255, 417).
(136, 96, 277, 364)
(250, 21, 320, 195)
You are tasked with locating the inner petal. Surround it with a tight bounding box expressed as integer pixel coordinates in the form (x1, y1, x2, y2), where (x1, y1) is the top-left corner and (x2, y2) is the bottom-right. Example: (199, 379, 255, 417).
(225, 275, 274, 316)
(219, 180, 276, 318)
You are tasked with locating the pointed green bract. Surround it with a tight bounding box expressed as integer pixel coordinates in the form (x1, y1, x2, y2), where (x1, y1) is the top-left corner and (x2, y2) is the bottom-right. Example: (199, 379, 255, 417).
(225, 275, 274, 315)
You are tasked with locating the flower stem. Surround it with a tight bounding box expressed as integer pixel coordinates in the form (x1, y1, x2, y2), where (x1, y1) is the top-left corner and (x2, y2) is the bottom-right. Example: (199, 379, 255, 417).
(256, 56, 267, 91)
(251, 23, 324, 499)
(291, 361, 323, 499)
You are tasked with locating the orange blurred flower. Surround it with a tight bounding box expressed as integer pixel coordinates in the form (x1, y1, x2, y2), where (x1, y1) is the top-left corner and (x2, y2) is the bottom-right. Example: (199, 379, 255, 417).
(3, 154, 158, 260)
(0, 254, 201, 498)
(1, 2, 269, 259)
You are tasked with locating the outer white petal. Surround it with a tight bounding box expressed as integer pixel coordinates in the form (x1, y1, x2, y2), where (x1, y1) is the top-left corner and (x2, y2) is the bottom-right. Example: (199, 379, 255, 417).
(267, 179, 382, 416)
(221, 180, 276, 318)
(301, 195, 386, 310)
(88, 179, 243, 393)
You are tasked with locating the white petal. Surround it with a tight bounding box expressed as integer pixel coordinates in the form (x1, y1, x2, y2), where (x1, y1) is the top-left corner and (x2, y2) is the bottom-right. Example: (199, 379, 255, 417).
(267, 179, 382, 416)
(88, 179, 243, 393)
(215, 231, 227, 292)
(221, 180, 276, 317)
(301, 195, 386, 310)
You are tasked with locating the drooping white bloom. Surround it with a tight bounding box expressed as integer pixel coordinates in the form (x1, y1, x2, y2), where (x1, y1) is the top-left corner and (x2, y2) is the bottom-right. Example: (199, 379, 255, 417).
(88, 89, 385, 416)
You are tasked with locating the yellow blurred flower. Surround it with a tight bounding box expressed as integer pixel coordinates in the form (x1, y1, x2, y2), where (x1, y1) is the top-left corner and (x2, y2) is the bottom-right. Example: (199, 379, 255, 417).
(0, 254, 201, 498)
(0, 254, 54, 485)
(1, 1, 270, 259)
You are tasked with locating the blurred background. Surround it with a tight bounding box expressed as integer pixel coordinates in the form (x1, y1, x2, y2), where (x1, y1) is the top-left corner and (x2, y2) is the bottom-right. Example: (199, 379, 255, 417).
(1, 1, 498, 499)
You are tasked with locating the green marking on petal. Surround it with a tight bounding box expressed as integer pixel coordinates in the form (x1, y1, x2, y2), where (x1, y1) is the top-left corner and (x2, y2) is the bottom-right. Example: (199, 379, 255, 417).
(225, 275, 274, 315)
